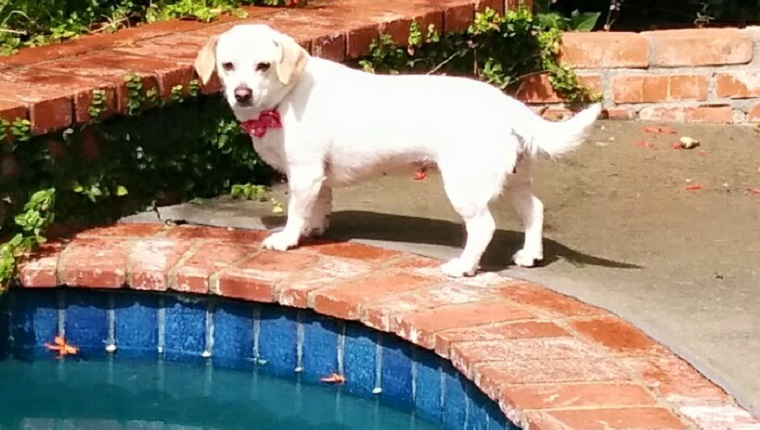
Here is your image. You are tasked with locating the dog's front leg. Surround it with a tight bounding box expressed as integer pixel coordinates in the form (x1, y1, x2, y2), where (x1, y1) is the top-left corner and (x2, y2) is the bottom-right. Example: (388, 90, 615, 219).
(303, 186, 332, 237)
(262, 167, 325, 251)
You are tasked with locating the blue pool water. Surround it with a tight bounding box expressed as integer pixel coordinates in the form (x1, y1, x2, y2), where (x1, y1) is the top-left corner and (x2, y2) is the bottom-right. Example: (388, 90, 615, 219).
(0, 289, 517, 429)
(0, 356, 444, 429)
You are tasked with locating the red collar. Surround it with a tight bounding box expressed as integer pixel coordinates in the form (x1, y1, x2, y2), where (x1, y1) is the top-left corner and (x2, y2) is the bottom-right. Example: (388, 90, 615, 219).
(241, 109, 282, 138)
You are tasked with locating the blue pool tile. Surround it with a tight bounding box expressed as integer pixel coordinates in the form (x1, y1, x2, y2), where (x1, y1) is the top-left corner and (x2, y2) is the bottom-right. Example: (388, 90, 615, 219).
(343, 323, 377, 397)
(413, 348, 442, 423)
(64, 290, 108, 354)
(10, 289, 58, 355)
(113, 292, 159, 358)
(466, 382, 492, 430)
(163, 295, 206, 360)
(380, 335, 414, 408)
(257, 304, 298, 376)
(213, 299, 254, 367)
(442, 361, 469, 429)
(301, 313, 340, 382)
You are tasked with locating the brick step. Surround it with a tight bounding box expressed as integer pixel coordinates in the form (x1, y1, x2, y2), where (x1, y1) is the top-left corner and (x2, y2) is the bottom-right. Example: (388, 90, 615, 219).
(0, 0, 506, 136)
(1, 0, 759, 138)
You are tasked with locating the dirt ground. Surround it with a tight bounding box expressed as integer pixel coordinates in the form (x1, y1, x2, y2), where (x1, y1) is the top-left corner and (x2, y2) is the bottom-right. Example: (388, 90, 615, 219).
(129, 119, 760, 415)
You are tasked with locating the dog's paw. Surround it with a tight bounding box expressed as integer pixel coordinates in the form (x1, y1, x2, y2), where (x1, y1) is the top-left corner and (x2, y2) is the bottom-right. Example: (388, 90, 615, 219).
(440, 258, 477, 278)
(302, 216, 330, 238)
(262, 232, 299, 251)
(512, 249, 543, 267)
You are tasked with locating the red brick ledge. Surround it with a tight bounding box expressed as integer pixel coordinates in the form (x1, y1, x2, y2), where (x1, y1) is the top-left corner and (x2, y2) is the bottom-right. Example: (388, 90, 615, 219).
(0, 0, 507, 136)
(537, 28, 760, 124)
(3, 0, 759, 139)
(15, 223, 759, 429)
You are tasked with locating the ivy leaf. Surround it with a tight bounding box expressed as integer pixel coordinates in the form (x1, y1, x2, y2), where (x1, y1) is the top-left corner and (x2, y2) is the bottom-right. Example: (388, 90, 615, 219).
(569, 10, 601, 32)
(8, 234, 24, 248)
(116, 185, 129, 197)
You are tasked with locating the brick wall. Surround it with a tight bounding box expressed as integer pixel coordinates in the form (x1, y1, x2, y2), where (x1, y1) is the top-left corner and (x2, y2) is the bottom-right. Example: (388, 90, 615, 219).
(525, 28, 760, 124)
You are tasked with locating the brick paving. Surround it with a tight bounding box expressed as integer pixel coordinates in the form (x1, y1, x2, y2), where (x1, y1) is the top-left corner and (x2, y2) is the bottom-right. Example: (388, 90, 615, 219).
(15, 223, 760, 429)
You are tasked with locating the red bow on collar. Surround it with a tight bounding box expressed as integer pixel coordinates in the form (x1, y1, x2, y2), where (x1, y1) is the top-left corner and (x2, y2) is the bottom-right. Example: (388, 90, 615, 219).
(241, 109, 282, 138)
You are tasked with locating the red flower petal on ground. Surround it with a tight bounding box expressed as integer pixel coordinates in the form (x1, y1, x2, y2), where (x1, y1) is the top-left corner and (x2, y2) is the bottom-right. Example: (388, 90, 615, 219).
(642, 126, 677, 134)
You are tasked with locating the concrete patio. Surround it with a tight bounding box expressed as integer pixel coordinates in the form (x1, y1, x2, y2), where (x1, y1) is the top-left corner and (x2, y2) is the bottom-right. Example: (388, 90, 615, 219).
(123, 119, 760, 417)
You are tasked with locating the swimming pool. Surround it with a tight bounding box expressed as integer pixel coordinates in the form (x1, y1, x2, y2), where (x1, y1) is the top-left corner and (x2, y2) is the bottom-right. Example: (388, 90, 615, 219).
(0, 356, 447, 429)
(0, 288, 516, 429)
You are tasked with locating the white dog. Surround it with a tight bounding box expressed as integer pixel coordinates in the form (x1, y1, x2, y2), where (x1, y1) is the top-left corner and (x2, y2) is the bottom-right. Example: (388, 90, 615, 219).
(193, 24, 601, 278)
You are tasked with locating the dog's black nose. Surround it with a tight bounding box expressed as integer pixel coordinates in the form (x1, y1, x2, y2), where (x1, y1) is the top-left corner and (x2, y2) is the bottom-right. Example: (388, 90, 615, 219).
(234, 86, 252, 103)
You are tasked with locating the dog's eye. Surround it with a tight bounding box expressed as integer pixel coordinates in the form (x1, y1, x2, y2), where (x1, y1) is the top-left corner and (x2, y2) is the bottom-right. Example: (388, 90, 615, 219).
(256, 62, 271, 72)
(222, 62, 234, 72)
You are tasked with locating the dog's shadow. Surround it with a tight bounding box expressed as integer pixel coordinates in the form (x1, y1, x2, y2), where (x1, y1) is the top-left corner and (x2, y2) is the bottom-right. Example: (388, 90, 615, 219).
(261, 210, 641, 271)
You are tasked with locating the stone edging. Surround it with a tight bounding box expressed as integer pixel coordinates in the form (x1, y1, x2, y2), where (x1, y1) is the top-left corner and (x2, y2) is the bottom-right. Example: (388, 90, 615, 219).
(16, 223, 760, 429)
(2, 0, 759, 138)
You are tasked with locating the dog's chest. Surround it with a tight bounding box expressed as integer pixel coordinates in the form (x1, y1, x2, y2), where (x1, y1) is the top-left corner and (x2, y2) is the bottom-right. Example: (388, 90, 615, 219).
(251, 134, 285, 173)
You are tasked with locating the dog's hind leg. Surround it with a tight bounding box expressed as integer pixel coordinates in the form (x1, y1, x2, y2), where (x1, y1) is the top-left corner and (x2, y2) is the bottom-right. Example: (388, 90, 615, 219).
(438, 170, 498, 278)
(505, 159, 544, 267)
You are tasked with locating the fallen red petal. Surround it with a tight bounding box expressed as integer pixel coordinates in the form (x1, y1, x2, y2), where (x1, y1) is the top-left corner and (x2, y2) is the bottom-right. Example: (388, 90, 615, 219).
(672, 142, 683, 150)
(698, 150, 708, 156)
(637, 141, 655, 148)
(748, 188, 760, 195)
(320, 373, 346, 384)
(685, 184, 704, 191)
(414, 170, 427, 180)
(642, 126, 677, 134)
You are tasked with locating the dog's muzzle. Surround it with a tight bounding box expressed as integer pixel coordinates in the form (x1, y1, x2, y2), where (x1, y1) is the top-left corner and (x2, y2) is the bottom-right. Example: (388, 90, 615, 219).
(234, 86, 253, 105)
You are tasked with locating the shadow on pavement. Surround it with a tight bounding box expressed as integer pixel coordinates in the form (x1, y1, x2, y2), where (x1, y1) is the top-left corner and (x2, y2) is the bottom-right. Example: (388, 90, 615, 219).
(261, 210, 642, 272)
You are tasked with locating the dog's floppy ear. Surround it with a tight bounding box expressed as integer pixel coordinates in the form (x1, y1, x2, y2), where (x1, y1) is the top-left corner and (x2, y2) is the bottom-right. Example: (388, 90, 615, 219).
(274, 34, 308, 86)
(194, 35, 219, 85)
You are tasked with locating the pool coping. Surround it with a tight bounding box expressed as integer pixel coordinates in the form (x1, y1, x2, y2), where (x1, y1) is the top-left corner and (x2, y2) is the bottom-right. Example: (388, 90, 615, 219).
(14, 223, 760, 429)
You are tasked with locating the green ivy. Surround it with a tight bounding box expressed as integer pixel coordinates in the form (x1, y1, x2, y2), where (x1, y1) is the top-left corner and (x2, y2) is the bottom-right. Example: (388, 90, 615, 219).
(230, 183, 268, 201)
(0, 118, 32, 143)
(0, 188, 55, 289)
(0, 79, 274, 290)
(87, 89, 108, 122)
(533, 0, 601, 32)
(0, 0, 305, 56)
(357, 7, 600, 106)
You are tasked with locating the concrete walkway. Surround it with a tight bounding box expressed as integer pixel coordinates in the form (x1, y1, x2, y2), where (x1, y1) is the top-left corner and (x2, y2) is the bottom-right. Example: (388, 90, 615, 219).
(123, 119, 760, 416)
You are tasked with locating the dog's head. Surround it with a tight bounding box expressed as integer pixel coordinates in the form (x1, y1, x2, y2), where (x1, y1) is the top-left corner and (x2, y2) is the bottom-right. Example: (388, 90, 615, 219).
(194, 24, 309, 115)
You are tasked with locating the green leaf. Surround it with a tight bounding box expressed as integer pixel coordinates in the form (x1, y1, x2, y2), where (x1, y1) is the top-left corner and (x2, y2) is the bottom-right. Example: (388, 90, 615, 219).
(568, 10, 601, 32)
(116, 185, 129, 197)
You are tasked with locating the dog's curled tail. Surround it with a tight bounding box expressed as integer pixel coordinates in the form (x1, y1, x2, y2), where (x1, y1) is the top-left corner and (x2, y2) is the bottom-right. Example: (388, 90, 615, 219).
(522, 103, 603, 159)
